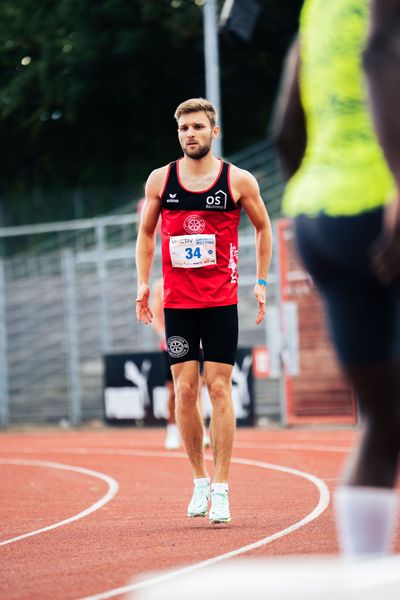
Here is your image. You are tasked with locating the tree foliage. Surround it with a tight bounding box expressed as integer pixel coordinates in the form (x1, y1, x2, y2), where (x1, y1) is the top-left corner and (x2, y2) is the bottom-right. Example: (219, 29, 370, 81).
(0, 0, 301, 225)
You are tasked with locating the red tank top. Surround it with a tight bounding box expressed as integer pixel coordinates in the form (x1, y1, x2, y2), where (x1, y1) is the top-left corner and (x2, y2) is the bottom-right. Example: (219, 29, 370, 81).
(160, 159, 241, 308)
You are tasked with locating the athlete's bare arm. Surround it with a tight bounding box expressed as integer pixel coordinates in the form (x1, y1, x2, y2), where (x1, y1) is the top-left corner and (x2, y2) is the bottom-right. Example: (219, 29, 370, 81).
(272, 36, 307, 179)
(231, 166, 273, 324)
(135, 167, 167, 324)
(364, 0, 400, 284)
(150, 278, 165, 339)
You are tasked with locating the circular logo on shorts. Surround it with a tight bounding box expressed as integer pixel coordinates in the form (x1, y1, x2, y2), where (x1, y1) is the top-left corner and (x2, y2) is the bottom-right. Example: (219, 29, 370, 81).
(167, 336, 189, 358)
(183, 214, 205, 234)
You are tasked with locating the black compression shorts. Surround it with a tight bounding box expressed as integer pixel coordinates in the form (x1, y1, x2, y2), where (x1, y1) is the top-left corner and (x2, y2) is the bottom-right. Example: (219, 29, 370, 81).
(294, 208, 400, 366)
(164, 304, 238, 367)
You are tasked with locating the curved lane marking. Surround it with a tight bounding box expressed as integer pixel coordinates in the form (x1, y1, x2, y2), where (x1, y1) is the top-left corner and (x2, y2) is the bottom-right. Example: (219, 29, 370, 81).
(0, 459, 119, 547)
(71, 450, 330, 600)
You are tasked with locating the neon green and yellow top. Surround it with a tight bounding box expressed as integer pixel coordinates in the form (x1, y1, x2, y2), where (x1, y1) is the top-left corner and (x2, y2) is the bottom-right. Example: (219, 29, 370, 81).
(283, 0, 394, 217)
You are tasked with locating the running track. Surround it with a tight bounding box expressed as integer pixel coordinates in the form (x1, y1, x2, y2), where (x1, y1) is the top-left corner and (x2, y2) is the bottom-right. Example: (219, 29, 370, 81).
(0, 427, 398, 599)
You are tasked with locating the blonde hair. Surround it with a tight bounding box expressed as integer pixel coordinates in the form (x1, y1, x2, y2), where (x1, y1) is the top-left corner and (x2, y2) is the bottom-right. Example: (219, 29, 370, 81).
(174, 98, 218, 128)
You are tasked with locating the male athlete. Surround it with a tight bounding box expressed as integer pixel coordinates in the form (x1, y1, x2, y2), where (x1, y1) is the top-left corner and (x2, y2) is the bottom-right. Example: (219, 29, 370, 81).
(136, 98, 272, 524)
(274, 0, 400, 554)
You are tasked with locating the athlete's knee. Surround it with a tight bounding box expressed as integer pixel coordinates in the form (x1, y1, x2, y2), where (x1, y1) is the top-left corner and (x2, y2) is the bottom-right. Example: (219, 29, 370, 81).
(207, 377, 230, 408)
(175, 380, 198, 408)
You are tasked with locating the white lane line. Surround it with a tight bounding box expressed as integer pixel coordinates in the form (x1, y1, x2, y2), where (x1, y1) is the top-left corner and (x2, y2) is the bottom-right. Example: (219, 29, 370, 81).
(75, 451, 330, 600)
(0, 459, 119, 547)
(0, 442, 353, 455)
(235, 443, 353, 453)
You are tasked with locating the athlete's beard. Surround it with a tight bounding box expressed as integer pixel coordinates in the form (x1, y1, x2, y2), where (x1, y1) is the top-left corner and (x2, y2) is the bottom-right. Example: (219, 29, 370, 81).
(182, 136, 212, 160)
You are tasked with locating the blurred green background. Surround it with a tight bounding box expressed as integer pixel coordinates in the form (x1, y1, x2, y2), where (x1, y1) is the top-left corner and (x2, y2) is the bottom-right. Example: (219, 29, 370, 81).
(0, 0, 302, 226)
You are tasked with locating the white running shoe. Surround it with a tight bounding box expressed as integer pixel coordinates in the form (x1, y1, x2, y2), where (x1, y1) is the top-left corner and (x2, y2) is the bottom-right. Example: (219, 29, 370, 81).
(209, 489, 231, 524)
(164, 424, 181, 450)
(187, 480, 211, 518)
(203, 432, 211, 448)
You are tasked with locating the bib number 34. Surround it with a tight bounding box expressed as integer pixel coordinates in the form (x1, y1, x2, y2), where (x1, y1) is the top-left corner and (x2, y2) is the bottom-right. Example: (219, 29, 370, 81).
(185, 247, 201, 260)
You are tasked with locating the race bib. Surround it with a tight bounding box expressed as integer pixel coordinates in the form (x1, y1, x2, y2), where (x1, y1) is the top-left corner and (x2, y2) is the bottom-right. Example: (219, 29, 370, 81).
(169, 234, 216, 268)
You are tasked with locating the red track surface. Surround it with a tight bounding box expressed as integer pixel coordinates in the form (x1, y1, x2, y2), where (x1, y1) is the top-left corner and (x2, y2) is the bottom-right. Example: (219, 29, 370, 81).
(0, 427, 398, 600)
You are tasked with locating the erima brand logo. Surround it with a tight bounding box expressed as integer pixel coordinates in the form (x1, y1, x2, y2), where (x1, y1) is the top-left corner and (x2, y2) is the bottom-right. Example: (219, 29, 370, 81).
(167, 336, 189, 358)
(167, 193, 179, 203)
(184, 214, 205, 234)
(205, 190, 227, 209)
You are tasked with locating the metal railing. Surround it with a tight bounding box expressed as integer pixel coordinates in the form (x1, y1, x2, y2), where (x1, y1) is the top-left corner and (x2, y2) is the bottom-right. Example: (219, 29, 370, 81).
(0, 222, 282, 427)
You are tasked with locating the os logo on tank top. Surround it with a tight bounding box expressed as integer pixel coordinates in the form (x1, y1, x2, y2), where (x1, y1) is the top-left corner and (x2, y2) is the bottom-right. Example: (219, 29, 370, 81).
(206, 190, 227, 209)
(183, 214, 205, 234)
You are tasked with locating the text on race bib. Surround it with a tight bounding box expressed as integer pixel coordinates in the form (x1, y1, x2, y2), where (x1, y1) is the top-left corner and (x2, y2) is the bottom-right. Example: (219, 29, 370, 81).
(169, 234, 217, 268)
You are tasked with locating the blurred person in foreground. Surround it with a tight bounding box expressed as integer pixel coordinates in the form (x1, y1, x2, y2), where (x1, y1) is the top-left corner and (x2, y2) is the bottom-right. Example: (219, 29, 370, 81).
(274, 0, 400, 556)
(136, 98, 272, 524)
(151, 277, 210, 450)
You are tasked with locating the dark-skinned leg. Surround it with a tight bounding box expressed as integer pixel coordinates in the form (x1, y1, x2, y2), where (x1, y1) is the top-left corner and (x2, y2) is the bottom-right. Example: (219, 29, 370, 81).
(334, 361, 400, 555)
(343, 362, 400, 487)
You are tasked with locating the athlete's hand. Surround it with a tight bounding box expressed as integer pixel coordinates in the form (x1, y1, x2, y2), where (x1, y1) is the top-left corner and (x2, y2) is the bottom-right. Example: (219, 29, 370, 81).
(370, 196, 400, 284)
(254, 283, 266, 325)
(136, 283, 153, 324)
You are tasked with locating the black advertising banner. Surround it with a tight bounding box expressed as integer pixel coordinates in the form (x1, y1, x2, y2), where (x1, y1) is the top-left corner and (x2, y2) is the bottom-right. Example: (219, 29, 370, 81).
(104, 348, 254, 426)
